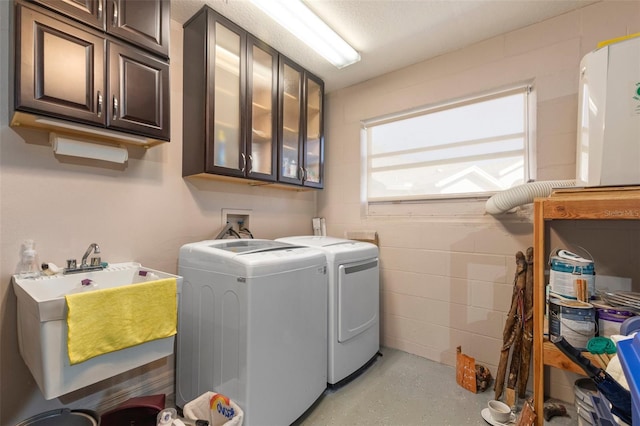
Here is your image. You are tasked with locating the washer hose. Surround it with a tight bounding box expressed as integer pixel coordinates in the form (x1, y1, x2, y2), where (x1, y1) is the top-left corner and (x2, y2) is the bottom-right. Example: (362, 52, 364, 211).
(485, 180, 576, 215)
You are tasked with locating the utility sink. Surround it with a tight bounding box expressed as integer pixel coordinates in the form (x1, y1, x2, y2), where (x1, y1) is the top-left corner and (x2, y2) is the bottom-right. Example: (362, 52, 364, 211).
(13, 262, 180, 322)
(12, 262, 182, 400)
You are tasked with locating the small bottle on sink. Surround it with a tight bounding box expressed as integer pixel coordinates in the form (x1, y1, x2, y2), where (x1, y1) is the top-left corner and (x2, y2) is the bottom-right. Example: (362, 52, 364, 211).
(17, 240, 41, 279)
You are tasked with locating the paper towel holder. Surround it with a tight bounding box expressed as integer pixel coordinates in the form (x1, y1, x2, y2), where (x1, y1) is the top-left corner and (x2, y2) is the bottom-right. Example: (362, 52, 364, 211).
(50, 133, 129, 164)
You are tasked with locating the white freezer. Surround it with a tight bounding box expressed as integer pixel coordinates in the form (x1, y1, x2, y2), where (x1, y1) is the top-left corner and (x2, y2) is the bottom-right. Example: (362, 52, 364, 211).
(576, 36, 640, 187)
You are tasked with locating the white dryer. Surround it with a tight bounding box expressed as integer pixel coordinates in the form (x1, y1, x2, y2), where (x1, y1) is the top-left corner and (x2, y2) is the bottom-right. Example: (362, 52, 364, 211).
(176, 239, 328, 426)
(277, 236, 379, 385)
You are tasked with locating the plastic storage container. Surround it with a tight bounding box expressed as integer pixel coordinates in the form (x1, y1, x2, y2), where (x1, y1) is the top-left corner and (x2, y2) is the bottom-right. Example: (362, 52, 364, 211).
(17, 409, 99, 425)
(575, 378, 598, 425)
(590, 394, 619, 426)
(100, 394, 165, 426)
(617, 333, 640, 425)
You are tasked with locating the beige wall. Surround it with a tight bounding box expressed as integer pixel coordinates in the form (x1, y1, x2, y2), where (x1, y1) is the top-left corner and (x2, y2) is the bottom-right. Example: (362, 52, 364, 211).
(0, 10, 317, 425)
(3, 1, 640, 423)
(320, 0, 640, 404)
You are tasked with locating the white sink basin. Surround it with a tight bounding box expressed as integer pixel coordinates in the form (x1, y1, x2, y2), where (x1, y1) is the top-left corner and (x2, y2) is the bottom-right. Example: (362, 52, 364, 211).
(12, 262, 182, 399)
(13, 262, 179, 321)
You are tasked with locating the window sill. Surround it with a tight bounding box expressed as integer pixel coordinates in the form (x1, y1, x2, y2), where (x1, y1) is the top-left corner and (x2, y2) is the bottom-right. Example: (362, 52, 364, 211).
(365, 198, 534, 223)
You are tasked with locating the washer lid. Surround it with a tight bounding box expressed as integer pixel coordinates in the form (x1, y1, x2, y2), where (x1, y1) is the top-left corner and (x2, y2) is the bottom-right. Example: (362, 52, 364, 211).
(179, 239, 326, 276)
(276, 236, 378, 263)
(277, 236, 351, 248)
(208, 239, 294, 253)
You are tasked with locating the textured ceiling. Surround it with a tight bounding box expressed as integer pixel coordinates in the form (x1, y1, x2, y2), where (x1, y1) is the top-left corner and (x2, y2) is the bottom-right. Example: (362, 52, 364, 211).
(171, 0, 598, 93)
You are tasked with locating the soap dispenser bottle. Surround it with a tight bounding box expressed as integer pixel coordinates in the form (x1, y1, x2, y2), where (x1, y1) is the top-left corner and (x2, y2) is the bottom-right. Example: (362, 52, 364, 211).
(17, 240, 41, 278)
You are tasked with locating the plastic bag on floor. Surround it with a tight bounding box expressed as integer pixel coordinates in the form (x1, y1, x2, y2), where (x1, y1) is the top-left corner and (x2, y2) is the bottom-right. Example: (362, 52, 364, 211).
(183, 392, 243, 426)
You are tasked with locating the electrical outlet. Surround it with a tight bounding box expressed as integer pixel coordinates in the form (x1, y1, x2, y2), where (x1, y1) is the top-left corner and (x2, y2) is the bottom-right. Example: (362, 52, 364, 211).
(222, 209, 252, 236)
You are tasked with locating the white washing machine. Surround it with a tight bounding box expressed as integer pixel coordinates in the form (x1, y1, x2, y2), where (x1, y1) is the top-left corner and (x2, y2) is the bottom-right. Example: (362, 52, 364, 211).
(176, 239, 328, 426)
(277, 236, 379, 385)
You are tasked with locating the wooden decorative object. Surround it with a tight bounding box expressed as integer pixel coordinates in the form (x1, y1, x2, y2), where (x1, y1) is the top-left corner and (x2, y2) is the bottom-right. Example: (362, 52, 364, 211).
(494, 251, 527, 400)
(518, 247, 534, 398)
(516, 398, 537, 426)
(495, 247, 534, 406)
(456, 346, 477, 393)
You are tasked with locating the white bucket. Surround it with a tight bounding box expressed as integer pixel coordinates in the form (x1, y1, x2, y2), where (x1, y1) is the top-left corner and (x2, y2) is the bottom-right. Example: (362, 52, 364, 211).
(549, 249, 595, 300)
(549, 297, 596, 349)
(574, 378, 597, 426)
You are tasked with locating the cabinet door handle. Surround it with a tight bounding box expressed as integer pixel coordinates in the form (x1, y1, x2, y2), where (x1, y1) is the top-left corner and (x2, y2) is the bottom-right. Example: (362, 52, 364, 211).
(113, 96, 118, 120)
(97, 91, 103, 118)
(300, 166, 305, 180)
(248, 154, 253, 174)
(97, 0, 103, 20)
(241, 153, 246, 173)
(112, 0, 118, 26)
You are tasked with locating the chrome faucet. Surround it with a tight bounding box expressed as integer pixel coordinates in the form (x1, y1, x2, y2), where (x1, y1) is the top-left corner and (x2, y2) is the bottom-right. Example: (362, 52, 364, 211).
(64, 243, 104, 274)
(81, 243, 100, 266)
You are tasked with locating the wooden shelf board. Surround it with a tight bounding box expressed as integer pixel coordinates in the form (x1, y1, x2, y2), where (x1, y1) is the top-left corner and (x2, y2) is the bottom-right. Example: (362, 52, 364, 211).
(538, 186, 640, 220)
(542, 339, 607, 374)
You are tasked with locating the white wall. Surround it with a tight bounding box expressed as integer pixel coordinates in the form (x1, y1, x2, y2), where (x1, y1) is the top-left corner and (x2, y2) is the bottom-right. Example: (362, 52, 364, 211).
(0, 11, 317, 425)
(319, 0, 640, 403)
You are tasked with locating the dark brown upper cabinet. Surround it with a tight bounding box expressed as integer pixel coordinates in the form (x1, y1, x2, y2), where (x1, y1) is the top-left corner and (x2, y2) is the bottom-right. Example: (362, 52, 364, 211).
(14, 2, 170, 141)
(278, 57, 304, 186)
(183, 7, 279, 183)
(108, 41, 169, 139)
(107, 0, 169, 58)
(303, 72, 324, 188)
(32, 0, 105, 32)
(278, 56, 324, 188)
(182, 6, 323, 189)
(183, 7, 247, 179)
(27, 0, 170, 58)
(246, 36, 278, 182)
(15, 4, 106, 125)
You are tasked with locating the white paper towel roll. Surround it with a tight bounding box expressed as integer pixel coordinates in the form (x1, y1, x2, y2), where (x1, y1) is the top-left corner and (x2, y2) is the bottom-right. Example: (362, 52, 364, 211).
(50, 133, 128, 163)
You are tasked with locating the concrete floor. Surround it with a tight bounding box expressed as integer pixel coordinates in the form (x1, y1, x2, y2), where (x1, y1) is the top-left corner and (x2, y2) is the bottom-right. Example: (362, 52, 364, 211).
(295, 347, 578, 426)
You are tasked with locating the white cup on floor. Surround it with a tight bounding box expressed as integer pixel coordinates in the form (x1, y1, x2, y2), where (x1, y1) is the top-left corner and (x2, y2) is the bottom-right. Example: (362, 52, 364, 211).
(488, 400, 511, 423)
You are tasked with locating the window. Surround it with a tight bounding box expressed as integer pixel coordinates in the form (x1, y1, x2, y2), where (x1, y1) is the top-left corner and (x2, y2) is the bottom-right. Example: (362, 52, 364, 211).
(362, 85, 534, 204)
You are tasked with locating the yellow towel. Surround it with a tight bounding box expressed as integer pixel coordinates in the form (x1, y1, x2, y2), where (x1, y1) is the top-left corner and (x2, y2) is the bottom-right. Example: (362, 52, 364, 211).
(65, 278, 177, 365)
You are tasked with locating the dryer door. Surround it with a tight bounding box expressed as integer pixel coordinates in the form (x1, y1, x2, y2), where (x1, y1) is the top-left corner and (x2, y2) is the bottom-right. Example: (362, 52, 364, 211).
(338, 258, 379, 343)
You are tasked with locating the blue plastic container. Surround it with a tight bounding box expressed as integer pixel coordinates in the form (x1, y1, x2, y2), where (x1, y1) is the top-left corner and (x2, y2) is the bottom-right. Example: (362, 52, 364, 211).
(590, 394, 618, 426)
(617, 333, 640, 425)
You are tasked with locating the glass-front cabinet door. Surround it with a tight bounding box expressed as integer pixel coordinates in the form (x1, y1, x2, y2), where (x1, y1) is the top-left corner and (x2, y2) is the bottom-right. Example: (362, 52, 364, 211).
(247, 37, 277, 181)
(206, 17, 245, 177)
(278, 58, 303, 185)
(182, 6, 324, 188)
(304, 74, 324, 188)
(278, 57, 325, 188)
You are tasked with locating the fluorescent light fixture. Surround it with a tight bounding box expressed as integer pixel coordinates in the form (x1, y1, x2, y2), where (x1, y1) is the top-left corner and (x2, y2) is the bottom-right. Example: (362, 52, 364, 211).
(50, 133, 128, 164)
(250, 0, 360, 69)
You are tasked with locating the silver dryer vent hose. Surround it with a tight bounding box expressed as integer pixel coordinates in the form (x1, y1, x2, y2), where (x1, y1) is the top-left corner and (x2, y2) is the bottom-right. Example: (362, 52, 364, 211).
(485, 180, 576, 215)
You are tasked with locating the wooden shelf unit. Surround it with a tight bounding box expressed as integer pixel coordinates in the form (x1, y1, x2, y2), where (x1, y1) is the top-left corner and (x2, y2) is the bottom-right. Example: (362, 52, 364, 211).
(533, 186, 640, 426)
